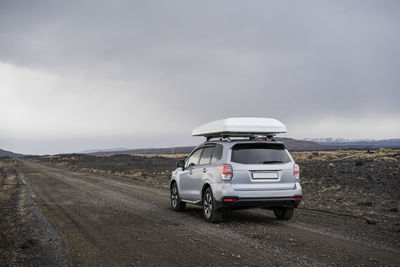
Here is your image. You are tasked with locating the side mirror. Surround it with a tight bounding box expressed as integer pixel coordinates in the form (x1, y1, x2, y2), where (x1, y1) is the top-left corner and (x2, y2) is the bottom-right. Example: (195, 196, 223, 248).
(177, 160, 185, 169)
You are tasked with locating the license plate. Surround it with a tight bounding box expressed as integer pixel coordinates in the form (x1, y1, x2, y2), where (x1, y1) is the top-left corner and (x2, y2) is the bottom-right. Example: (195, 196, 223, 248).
(252, 172, 278, 179)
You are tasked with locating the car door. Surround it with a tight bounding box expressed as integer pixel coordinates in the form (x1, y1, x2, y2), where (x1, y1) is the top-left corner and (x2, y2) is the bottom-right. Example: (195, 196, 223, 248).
(190, 146, 215, 200)
(179, 148, 203, 199)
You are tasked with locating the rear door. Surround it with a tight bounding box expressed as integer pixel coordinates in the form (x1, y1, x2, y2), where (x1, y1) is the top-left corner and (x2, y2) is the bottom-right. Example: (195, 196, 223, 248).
(229, 143, 295, 191)
(179, 148, 203, 199)
(182, 145, 217, 201)
(190, 146, 215, 199)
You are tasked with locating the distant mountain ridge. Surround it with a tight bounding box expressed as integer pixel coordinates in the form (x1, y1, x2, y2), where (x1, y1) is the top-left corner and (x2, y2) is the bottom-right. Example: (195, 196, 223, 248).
(303, 138, 400, 148)
(84, 138, 328, 155)
(81, 147, 133, 154)
(3, 137, 398, 158)
(86, 146, 196, 155)
(84, 137, 400, 156)
(0, 148, 23, 158)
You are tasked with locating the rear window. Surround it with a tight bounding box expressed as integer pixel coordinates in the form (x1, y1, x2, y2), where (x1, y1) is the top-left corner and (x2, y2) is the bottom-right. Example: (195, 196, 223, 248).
(210, 144, 223, 164)
(231, 143, 291, 164)
(199, 146, 214, 165)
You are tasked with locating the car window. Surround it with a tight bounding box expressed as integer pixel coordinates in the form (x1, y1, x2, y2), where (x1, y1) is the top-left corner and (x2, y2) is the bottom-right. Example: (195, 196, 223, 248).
(185, 148, 203, 168)
(210, 144, 223, 164)
(231, 143, 291, 164)
(199, 146, 214, 165)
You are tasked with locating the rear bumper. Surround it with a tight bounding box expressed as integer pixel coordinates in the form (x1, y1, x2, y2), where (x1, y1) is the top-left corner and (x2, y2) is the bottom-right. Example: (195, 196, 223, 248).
(215, 196, 302, 210)
(211, 181, 302, 199)
(210, 181, 302, 210)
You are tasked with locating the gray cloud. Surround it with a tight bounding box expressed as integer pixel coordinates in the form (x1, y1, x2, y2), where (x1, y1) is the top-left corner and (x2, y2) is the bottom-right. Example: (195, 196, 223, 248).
(0, 0, 399, 154)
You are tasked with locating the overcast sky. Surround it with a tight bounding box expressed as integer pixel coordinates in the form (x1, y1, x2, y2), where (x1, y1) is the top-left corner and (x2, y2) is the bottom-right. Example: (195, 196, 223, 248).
(0, 1, 399, 155)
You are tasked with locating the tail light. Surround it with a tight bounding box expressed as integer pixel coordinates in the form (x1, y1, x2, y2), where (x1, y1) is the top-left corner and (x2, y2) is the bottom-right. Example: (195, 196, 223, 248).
(218, 164, 233, 181)
(294, 164, 300, 180)
(223, 198, 238, 202)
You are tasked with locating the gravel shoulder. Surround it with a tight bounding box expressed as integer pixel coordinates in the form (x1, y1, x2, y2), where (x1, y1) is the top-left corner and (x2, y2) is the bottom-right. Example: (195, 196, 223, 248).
(1, 158, 399, 266)
(0, 159, 67, 266)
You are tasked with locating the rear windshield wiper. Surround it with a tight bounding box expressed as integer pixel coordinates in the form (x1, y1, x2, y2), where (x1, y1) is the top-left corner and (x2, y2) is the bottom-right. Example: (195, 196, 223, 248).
(262, 161, 284, 164)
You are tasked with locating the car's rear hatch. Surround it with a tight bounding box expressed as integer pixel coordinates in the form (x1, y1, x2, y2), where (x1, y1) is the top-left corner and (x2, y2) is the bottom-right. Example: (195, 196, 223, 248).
(229, 142, 295, 191)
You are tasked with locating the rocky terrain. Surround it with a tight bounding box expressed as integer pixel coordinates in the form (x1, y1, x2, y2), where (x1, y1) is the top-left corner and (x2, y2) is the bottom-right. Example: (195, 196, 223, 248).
(292, 149, 400, 230)
(1, 149, 399, 266)
(26, 149, 400, 234)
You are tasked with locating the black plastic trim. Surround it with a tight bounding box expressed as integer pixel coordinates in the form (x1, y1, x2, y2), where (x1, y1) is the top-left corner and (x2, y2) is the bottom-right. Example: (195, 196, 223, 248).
(215, 196, 302, 210)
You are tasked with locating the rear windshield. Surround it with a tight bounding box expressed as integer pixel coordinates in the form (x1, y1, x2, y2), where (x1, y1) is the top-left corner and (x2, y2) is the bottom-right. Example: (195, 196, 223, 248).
(231, 143, 291, 164)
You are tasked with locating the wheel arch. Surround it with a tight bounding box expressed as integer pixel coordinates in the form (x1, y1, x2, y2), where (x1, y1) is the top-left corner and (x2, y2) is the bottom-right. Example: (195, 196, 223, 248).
(201, 183, 211, 201)
(170, 177, 178, 190)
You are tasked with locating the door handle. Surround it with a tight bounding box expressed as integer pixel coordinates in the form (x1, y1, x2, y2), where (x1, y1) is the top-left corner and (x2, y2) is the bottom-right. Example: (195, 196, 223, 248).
(202, 168, 207, 173)
(189, 170, 193, 175)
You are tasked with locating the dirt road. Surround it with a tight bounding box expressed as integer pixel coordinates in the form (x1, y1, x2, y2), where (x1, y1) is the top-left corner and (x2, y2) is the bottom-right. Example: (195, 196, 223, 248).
(2, 159, 400, 266)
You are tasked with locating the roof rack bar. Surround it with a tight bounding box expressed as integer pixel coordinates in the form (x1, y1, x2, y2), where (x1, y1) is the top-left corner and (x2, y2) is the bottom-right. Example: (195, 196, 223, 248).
(206, 134, 276, 142)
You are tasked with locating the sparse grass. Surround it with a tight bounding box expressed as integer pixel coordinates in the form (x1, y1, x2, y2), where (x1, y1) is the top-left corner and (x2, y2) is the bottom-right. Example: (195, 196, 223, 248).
(291, 149, 400, 162)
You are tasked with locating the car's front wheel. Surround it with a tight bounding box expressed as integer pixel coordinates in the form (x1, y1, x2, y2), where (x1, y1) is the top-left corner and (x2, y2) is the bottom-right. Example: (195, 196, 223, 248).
(203, 188, 223, 223)
(170, 183, 186, 211)
(273, 207, 294, 220)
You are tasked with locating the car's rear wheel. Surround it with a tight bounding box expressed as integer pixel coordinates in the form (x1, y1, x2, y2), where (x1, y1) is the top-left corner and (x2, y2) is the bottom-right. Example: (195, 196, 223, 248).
(273, 207, 294, 220)
(203, 188, 223, 223)
(170, 183, 186, 211)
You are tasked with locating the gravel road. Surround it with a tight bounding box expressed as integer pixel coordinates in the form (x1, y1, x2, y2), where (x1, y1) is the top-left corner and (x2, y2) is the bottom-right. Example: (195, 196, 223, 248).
(3, 159, 399, 266)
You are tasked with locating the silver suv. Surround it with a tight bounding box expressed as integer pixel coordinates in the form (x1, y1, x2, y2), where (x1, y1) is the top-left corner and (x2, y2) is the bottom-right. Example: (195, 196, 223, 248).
(170, 139, 302, 222)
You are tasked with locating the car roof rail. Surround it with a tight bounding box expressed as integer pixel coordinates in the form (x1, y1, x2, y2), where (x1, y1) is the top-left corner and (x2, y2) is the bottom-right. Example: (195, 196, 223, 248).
(206, 134, 276, 142)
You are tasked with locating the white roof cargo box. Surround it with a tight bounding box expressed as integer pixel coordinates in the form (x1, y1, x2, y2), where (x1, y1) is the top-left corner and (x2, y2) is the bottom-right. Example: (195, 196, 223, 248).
(192, 117, 287, 138)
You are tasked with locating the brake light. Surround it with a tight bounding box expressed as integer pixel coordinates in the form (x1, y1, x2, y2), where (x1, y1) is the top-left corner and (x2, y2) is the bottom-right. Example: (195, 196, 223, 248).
(294, 164, 300, 180)
(223, 198, 238, 202)
(218, 164, 233, 180)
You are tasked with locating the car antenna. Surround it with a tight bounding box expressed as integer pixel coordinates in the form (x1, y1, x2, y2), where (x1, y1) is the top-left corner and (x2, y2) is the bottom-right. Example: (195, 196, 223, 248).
(172, 144, 177, 159)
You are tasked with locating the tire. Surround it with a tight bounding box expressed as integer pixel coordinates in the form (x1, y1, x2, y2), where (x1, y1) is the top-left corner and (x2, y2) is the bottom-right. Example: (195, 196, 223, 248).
(170, 183, 186, 211)
(273, 207, 294, 220)
(203, 187, 223, 223)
